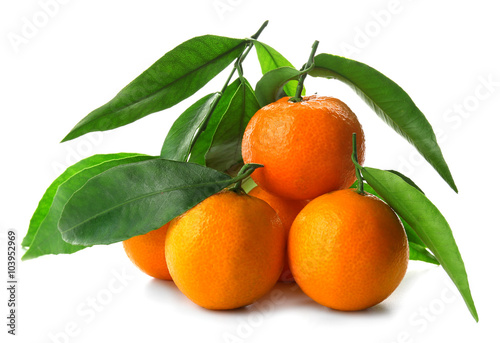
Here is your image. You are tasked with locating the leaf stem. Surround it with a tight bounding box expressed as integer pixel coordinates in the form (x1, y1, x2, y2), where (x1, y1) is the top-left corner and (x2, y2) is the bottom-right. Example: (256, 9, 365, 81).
(220, 20, 269, 94)
(351, 133, 365, 195)
(289, 40, 319, 103)
(229, 163, 264, 193)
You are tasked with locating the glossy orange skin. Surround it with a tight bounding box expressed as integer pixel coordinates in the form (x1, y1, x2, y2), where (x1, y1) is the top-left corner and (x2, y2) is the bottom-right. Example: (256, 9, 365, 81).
(288, 189, 409, 311)
(123, 223, 171, 280)
(165, 191, 286, 310)
(248, 186, 307, 282)
(242, 95, 365, 200)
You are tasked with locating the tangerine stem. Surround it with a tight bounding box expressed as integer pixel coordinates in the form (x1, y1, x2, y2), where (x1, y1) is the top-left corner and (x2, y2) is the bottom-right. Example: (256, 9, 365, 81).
(251, 20, 269, 40)
(289, 40, 319, 103)
(352, 133, 365, 195)
(226, 20, 269, 91)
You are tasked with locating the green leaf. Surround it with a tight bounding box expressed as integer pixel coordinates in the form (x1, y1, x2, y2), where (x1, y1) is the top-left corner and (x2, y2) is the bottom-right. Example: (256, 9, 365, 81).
(254, 41, 301, 97)
(22, 153, 155, 260)
(403, 220, 427, 251)
(255, 66, 311, 107)
(205, 78, 261, 172)
(22, 157, 103, 247)
(409, 242, 440, 265)
(188, 79, 241, 165)
(310, 54, 457, 192)
(62, 35, 247, 142)
(58, 159, 236, 246)
(350, 180, 435, 263)
(387, 170, 424, 194)
(360, 167, 477, 321)
(160, 93, 220, 161)
(22, 154, 147, 247)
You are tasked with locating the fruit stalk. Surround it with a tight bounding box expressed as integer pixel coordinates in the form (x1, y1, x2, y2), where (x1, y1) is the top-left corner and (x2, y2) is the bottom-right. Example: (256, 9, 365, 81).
(351, 133, 365, 194)
(289, 40, 319, 103)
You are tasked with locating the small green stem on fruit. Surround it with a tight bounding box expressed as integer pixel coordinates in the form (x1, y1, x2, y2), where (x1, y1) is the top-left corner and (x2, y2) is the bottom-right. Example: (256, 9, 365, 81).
(189, 21, 269, 155)
(289, 40, 319, 103)
(351, 133, 365, 195)
(229, 163, 264, 193)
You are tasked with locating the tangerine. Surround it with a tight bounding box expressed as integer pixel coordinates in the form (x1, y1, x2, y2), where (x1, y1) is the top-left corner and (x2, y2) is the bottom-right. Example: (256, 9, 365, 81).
(123, 223, 171, 280)
(248, 186, 307, 282)
(165, 190, 285, 310)
(242, 95, 365, 200)
(288, 188, 409, 311)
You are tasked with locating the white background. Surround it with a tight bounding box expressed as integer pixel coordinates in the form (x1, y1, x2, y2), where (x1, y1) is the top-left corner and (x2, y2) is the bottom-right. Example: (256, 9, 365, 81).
(1, 0, 499, 342)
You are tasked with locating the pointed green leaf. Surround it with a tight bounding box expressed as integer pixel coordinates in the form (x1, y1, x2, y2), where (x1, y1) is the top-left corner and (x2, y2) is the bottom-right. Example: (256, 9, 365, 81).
(22, 153, 155, 260)
(160, 93, 220, 161)
(310, 54, 457, 192)
(255, 66, 309, 107)
(188, 79, 241, 165)
(22, 153, 148, 247)
(409, 242, 439, 265)
(386, 170, 425, 194)
(254, 41, 301, 97)
(205, 79, 261, 172)
(23, 156, 106, 248)
(403, 220, 427, 251)
(62, 35, 247, 142)
(360, 167, 477, 321)
(58, 159, 236, 246)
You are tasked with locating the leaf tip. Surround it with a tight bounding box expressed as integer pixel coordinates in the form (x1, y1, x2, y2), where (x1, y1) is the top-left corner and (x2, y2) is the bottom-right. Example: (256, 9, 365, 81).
(60, 132, 74, 143)
(20, 250, 32, 261)
(446, 177, 459, 193)
(20, 237, 31, 249)
(469, 305, 479, 322)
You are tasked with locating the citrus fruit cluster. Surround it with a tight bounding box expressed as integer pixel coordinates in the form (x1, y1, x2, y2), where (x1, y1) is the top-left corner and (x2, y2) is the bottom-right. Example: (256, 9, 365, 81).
(21, 21, 477, 321)
(123, 95, 409, 311)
